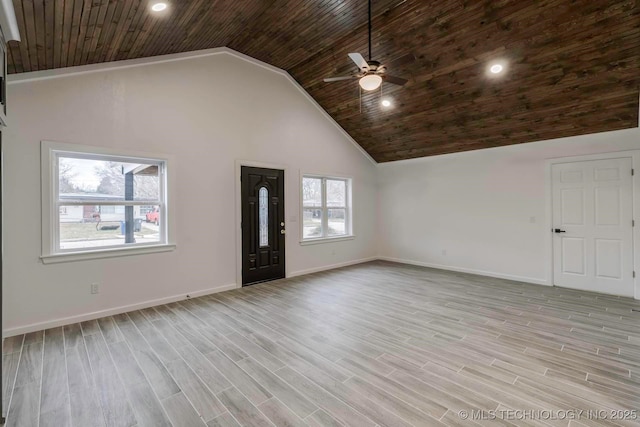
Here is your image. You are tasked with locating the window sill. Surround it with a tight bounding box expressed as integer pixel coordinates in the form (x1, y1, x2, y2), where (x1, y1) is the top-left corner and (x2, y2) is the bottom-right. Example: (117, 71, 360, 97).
(41, 244, 176, 264)
(299, 235, 355, 246)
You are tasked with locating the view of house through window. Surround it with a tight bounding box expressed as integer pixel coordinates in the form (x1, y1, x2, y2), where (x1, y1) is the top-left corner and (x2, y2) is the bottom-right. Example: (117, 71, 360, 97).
(302, 175, 351, 240)
(54, 153, 166, 252)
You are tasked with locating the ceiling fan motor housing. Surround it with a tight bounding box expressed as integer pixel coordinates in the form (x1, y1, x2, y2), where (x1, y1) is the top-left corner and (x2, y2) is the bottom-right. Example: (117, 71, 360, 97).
(366, 60, 381, 72)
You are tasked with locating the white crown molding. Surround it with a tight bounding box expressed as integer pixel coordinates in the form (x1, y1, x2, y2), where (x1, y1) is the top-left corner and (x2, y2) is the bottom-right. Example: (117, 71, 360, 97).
(8, 47, 377, 165)
(7, 47, 230, 83)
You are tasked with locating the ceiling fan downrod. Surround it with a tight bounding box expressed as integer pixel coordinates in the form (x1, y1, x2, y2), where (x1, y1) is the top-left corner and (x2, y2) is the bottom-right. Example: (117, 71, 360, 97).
(368, 0, 372, 61)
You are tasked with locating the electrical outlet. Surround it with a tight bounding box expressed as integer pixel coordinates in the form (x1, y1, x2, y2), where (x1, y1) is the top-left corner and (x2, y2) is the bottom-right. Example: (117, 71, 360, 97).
(90, 283, 99, 294)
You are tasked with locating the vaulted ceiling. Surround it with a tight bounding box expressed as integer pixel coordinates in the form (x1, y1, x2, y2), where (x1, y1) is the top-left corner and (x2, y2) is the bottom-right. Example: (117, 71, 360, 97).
(8, 0, 640, 162)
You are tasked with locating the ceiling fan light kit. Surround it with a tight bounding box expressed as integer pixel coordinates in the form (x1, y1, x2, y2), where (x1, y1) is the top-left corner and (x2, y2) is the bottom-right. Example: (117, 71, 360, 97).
(359, 74, 383, 90)
(323, 0, 408, 107)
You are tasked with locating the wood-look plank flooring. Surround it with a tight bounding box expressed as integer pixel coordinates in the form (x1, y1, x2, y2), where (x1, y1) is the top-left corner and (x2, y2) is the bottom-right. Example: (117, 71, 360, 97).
(3, 261, 640, 426)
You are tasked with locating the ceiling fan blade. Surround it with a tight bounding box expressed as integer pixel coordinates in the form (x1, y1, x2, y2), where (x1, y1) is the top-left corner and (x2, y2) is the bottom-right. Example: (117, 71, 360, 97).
(383, 75, 408, 86)
(348, 52, 368, 71)
(324, 76, 359, 82)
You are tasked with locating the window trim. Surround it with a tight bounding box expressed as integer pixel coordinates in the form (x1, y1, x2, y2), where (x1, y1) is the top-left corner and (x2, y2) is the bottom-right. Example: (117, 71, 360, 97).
(41, 141, 176, 263)
(300, 172, 354, 244)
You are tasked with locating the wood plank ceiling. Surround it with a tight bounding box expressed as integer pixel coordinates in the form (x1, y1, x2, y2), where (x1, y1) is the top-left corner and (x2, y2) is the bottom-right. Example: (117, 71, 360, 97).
(8, 0, 640, 162)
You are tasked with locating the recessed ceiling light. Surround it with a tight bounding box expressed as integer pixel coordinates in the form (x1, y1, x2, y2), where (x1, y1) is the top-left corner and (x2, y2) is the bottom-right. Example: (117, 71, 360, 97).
(381, 99, 392, 108)
(487, 60, 507, 76)
(490, 64, 503, 74)
(151, 2, 167, 12)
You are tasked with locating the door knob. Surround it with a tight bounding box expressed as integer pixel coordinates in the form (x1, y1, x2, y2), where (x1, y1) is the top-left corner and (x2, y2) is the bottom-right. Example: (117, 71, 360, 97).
(280, 229, 286, 234)
(554, 228, 566, 233)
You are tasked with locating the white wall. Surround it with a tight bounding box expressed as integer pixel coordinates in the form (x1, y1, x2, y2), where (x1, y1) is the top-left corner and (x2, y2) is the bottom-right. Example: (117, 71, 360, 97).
(3, 50, 378, 334)
(378, 128, 640, 296)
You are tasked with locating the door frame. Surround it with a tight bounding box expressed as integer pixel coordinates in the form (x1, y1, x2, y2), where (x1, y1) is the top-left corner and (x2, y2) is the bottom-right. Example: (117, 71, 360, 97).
(235, 160, 290, 289)
(545, 150, 640, 299)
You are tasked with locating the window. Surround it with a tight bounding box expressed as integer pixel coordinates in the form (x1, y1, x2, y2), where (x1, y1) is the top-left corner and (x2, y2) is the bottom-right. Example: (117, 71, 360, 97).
(302, 175, 352, 241)
(41, 142, 174, 262)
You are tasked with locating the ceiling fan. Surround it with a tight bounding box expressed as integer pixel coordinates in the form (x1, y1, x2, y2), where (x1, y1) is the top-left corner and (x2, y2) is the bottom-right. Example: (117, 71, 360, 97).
(323, 0, 408, 91)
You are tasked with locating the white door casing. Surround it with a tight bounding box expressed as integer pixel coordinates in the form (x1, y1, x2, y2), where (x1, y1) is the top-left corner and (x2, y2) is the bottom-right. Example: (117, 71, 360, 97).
(551, 157, 633, 297)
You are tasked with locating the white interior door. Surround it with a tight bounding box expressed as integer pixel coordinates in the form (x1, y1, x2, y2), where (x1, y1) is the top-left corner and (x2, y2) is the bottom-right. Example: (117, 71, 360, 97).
(552, 158, 634, 296)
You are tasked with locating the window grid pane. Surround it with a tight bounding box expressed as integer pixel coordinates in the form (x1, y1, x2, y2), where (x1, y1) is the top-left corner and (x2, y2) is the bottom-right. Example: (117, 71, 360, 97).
(327, 208, 347, 236)
(57, 155, 162, 203)
(58, 204, 161, 250)
(303, 208, 323, 239)
(326, 179, 346, 208)
(302, 177, 323, 207)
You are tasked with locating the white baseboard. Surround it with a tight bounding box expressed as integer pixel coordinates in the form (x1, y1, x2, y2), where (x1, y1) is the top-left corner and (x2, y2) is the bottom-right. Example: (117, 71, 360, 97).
(3, 283, 237, 337)
(377, 256, 549, 286)
(4, 256, 378, 337)
(288, 256, 378, 278)
(3, 256, 550, 337)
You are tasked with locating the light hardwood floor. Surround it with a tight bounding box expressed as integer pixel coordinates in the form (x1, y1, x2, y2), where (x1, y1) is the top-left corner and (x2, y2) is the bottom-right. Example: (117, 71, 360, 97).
(3, 261, 640, 426)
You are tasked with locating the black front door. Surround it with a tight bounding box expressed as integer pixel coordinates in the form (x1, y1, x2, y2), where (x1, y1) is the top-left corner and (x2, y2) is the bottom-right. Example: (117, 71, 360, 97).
(241, 166, 285, 286)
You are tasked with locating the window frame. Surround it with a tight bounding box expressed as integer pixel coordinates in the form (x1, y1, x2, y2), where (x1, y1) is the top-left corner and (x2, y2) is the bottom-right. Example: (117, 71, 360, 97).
(41, 141, 176, 263)
(300, 173, 354, 244)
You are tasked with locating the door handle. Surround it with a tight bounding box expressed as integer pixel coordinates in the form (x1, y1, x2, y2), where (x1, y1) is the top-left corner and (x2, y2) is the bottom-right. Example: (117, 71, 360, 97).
(280, 229, 286, 234)
(554, 228, 566, 233)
